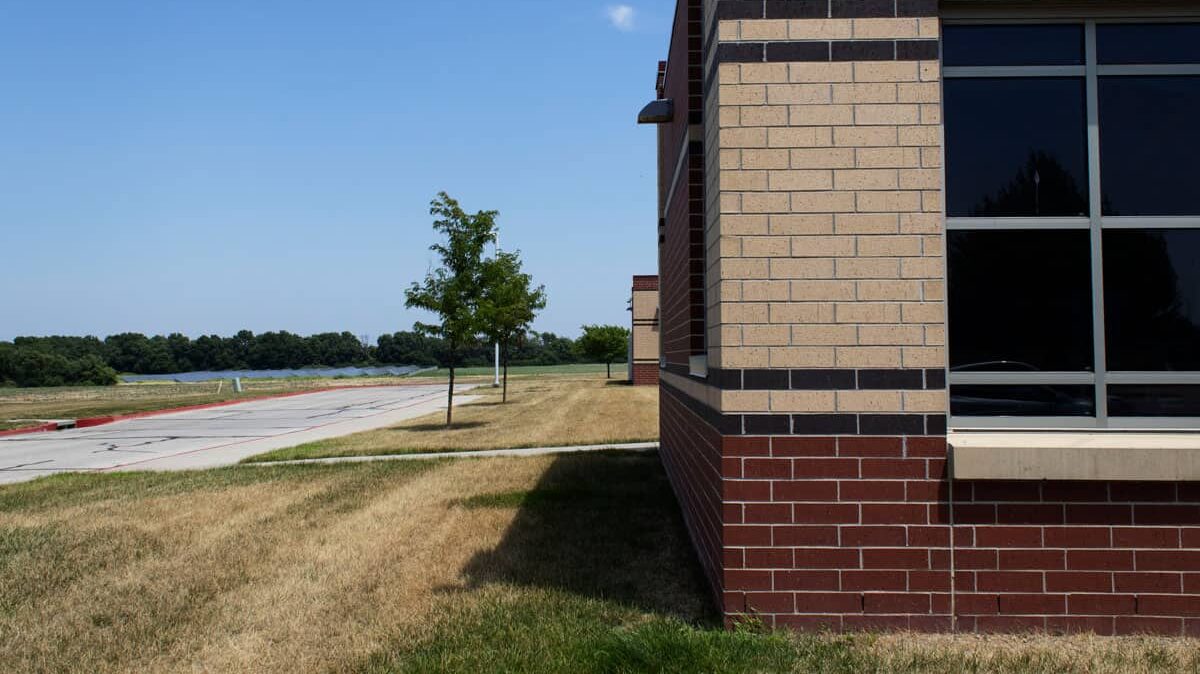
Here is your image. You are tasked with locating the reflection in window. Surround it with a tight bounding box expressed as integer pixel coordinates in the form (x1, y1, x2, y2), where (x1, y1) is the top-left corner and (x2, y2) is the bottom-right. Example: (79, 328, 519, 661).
(1104, 229, 1200, 371)
(944, 25, 1085, 67)
(1109, 386, 1200, 417)
(949, 230, 1094, 372)
(944, 78, 1089, 217)
(1100, 77, 1200, 216)
(1098, 24, 1200, 64)
(951, 385, 1095, 417)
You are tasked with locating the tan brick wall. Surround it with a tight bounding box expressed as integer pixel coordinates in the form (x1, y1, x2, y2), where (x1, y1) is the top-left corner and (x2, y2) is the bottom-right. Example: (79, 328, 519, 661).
(631, 288, 660, 365)
(632, 289, 658, 321)
(720, 18, 940, 42)
(704, 18, 947, 417)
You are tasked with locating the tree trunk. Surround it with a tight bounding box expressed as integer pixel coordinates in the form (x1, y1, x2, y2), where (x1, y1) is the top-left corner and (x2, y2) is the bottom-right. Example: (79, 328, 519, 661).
(606, 361, 611, 378)
(446, 359, 455, 427)
(502, 346, 509, 403)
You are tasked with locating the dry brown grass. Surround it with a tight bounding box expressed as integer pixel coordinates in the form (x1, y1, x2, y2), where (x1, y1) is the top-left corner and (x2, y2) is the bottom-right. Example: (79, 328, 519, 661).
(0, 457, 556, 673)
(2, 453, 1198, 674)
(861, 632, 1200, 673)
(246, 373, 659, 462)
(0, 377, 423, 430)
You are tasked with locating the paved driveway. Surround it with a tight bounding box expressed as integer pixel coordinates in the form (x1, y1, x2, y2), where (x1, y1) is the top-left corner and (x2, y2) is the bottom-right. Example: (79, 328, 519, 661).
(0, 385, 476, 485)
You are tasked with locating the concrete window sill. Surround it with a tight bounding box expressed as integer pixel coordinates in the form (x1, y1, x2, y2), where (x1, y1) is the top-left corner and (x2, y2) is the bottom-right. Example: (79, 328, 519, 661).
(949, 430, 1200, 481)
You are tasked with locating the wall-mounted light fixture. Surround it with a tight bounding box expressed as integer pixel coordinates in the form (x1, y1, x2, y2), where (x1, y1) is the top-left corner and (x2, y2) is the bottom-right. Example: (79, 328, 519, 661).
(637, 99, 674, 124)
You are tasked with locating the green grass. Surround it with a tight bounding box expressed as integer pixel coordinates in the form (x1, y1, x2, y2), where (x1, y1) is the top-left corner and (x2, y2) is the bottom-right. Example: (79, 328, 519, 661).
(359, 591, 801, 674)
(406, 363, 616, 379)
(361, 589, 1200, 674)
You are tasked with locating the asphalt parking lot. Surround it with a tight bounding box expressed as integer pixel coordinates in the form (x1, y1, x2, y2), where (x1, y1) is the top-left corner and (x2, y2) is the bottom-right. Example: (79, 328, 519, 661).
(0, 385, 476, 484)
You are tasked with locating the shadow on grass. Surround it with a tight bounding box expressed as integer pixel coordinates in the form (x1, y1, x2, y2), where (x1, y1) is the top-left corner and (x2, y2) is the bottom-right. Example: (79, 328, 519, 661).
(396, 421, 489, 432)
(604, 379, 634, 387)
(454, 451, 715, 624)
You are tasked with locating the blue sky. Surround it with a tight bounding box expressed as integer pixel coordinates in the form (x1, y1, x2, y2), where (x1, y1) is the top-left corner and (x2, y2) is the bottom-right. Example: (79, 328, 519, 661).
(0, 1, 670, 341)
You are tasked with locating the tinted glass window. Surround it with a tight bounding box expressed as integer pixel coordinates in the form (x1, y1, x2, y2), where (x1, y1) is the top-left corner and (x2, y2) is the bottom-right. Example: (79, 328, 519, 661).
(952, 385, 1095, 417)
(944, 78, 1089, 217)
(1099, 77, 1200, 216)
(1109, 386, 1200, 417)
(1104, 229, 1200, 371)
(949, 230, 1094, 372)
(1098, 24, 1200, 64)
(944, 25, 1084, 67)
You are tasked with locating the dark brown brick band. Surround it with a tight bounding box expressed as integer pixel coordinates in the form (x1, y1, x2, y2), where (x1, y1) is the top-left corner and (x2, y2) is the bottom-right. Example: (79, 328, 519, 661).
(715, 39, 938, 63)
(709, 368, 946, 391)
(661, 378, 946, 436)
(716, 0, 938, 20)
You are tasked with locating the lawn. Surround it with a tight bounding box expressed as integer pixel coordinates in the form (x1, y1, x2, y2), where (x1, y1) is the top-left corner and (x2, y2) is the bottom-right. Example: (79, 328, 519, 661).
(2, 452, 1196, 673)
(0, 376, 421, 431)
(407, 362, 616, 379)
(244, 372, 658, 463)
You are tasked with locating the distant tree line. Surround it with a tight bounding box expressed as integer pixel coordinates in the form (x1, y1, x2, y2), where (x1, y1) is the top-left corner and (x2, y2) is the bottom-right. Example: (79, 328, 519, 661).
(0, 328, 601, 387)
(376, 329, 583, 369)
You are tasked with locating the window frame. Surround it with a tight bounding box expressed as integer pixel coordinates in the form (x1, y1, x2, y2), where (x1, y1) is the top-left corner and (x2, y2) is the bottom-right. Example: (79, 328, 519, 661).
(942, 16, 1200, 431)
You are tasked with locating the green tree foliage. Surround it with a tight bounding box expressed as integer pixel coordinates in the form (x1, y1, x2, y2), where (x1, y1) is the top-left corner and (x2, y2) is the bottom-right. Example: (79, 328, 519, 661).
(376, 331, 444, 367)
(479, 250, 547, 402)
(5, 325, 608, 386)
(578, 324, 630, 379)
(373, 329, 584, 368)
(4, 327, 598, 382)
(248, 331, 313, 370)
(0, 344, 118, 387)
(12, 335, 106, 361)
(405, 192, 496, 425)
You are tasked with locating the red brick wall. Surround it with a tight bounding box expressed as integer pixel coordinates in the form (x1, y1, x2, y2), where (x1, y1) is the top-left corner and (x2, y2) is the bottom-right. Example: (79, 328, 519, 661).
(632, 275, 659, 292)
(660, 386, 724, 601)
(656, 0, 703, 370)
(716, 434, 1200, 635)
(952, 478, 1200, 635)
(631, 363, 659, 386)
(722, 435, 953, 632)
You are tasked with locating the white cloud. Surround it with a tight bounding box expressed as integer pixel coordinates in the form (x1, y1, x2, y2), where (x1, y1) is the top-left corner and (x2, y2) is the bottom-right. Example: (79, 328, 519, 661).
(606, 4, 635, 31)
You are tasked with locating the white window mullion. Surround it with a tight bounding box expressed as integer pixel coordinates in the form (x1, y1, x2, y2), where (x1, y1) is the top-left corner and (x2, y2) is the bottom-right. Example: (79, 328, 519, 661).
(1085, 21, 1110, 426)
(1098, 64, 1200, 76)
(1084, 23, 1108, 426)
(945, 217, 1090, 230)
(943, 65, 1085, 79)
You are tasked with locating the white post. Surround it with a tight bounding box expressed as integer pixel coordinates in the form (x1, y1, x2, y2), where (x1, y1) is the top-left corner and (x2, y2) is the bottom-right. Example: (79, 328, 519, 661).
(493, 229, 501, 388)
(494, 342, 500, 387)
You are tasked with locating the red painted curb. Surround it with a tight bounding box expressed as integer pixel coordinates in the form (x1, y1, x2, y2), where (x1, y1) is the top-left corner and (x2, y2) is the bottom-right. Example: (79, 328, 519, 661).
(2, 382, 435, 437)
(0, 422, 60, 438)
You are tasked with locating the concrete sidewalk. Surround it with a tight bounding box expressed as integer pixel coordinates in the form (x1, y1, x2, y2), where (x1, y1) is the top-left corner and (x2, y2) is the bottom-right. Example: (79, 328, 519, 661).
(247, 441, 660, 466)
(0, 385, 478, 484)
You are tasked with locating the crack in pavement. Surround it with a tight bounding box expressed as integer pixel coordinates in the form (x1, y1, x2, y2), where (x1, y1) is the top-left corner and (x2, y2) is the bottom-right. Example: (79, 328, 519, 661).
(90, 436, 183, 454)
(0, 459, 55, 471)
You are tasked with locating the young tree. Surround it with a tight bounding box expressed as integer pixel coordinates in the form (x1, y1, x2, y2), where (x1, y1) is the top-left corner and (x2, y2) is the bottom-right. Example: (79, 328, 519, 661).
(479, 250, 546, 402)
(578, 324, 630, 379)
(405, 192, 496, 425)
